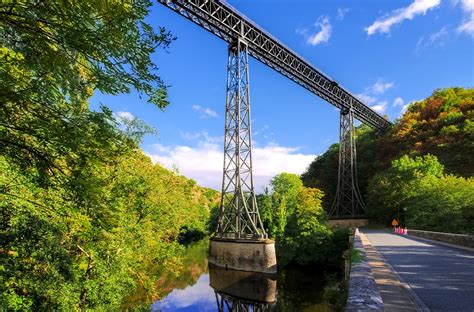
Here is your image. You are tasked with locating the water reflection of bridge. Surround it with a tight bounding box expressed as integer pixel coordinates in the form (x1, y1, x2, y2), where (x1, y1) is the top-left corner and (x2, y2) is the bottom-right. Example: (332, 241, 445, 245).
(209, 265, 277, 311)
(215, 293, 275, 312)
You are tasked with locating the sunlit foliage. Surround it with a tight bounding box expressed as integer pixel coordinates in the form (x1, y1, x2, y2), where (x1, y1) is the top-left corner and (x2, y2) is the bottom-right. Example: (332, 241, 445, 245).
(301, 87, 474, 233)
(367, 155, 474, 234)
(258, 173, 349, 266)
(0, 1, 222, 309)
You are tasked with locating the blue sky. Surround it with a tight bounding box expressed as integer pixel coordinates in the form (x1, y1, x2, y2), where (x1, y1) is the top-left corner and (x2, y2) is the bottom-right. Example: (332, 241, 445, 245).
(91, 0, 474, 191)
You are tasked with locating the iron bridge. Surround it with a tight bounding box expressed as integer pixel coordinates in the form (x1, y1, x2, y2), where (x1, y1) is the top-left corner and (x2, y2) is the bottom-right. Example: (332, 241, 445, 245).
(159, 0, 392, 234)
(158, 0, 391, 130)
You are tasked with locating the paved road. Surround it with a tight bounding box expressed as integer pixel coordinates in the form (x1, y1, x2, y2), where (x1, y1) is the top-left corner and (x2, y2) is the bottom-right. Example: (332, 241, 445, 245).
(363, 230, 474, 312)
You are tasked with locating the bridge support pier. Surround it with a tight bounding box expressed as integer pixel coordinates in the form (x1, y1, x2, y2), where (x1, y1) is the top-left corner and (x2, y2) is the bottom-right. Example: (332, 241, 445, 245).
(329, 105, 366, 219)
(209, 39, 276, 273)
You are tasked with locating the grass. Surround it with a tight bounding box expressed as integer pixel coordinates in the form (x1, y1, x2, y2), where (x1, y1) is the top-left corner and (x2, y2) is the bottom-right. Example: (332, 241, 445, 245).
(350, 249, 364, 264)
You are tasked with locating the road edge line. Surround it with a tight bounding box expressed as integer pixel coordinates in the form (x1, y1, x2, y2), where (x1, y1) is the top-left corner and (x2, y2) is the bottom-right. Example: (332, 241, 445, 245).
(363, 232, 431, 312)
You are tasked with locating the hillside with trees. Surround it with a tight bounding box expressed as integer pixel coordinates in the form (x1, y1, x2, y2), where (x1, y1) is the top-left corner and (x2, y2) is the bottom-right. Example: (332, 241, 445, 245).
(0, 2, 220, 310)
(302, 87, 474, 233)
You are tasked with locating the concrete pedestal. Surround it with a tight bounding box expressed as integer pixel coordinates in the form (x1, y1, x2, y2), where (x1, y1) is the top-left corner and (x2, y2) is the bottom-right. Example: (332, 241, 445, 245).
(208, 237, 277, 273)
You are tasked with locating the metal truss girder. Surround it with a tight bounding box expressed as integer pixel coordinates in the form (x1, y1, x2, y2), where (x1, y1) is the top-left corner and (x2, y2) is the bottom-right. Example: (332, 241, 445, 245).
(329, 108, 366, 218)
(217, 40, 266, 239)
(158, 0, 392, 130)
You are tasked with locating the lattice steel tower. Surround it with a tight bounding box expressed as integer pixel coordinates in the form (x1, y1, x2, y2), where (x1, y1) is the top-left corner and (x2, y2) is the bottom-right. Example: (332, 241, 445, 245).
(216, 39, 267, 239)
(329, 105, 366, 218)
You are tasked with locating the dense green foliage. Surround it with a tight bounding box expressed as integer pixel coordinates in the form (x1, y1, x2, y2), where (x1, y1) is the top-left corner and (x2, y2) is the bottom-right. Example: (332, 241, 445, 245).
(0, 2, 220, 310)
(0, 141, 218, 310)
(302, 87, 474, 233)
(258, 173, 349, 266)
(368, 155, 474, 234)
(1, 1, 173, 184)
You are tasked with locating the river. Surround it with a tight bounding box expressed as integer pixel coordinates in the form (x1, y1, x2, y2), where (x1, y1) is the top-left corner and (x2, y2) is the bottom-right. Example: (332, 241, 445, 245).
(127, 238, 341, 311)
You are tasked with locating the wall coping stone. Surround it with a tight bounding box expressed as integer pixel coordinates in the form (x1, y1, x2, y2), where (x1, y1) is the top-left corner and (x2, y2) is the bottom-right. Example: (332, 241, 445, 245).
(408, 229, 474, 248)
(345, 229, 384, 312)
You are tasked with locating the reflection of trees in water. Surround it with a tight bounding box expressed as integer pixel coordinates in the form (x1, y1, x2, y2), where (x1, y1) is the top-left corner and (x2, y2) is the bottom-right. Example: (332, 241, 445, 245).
(123, 238, 209, 308)
(127, 239, 337, 311)
(276, 265, 333, 312)
(215, 292, 276, 312)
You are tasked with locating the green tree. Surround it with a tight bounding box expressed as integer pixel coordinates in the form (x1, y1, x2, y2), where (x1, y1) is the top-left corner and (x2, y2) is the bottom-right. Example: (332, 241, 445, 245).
(259, 173, 348, 266)
(279, 187, 331, 265)
(265, 173, 303, 239)
(301, 144, 339, 211)
(1, 1, 173, 184)
(367, 154, 474, 234)
(302, 87, 474, 230)
(0, 2, 221, 309)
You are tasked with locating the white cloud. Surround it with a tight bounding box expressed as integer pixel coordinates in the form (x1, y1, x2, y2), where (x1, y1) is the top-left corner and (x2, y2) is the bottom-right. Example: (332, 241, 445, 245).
(180, 130, 222, 143)
(307, 17, 332, 46)
(356, 93, 377, 105)
(371, 81, 394, 94)
(254, 124, 270, 136)
(371, 101, 388, 113)
(430, 26, 450, 42)
(457, 0, 474, 36)
(365, 0, 441, 35)
(337, 8, 350, 20)
(401, 103, 411, 114)
(116, 111, 135, 121)
(457, 19, 474, 34)
(356, 80, 394, 114)
(459, 0, 474, 12)
(393, 97, 405, 107)
(192, 104, 218, 118)
(416, 27, 449, 52)
(146, 136, 316, 192)
(152, 275, 215, 310)
(398, 99, 422, 115)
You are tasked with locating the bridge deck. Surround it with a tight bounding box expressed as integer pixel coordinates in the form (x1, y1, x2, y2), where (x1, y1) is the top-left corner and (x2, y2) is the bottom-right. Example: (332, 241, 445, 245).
(362, 229, 474, 312)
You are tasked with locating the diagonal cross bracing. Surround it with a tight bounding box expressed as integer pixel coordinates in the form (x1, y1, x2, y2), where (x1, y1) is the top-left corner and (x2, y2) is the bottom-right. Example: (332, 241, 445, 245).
(158, 0, 392, 130)
(329, 108, 366, 218)
(217, 40, 266, 239)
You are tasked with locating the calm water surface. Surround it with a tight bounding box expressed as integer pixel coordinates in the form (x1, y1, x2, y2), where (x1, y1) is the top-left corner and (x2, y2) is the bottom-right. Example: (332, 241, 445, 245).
(149, 239, 337, 311)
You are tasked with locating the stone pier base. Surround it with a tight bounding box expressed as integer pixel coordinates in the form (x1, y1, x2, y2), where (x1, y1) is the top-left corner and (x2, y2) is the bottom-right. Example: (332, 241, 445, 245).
(208, 237, 277, 273)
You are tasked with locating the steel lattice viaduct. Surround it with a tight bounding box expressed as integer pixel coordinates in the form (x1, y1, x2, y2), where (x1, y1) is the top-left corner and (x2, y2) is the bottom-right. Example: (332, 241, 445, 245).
(158, 0, 392, 274)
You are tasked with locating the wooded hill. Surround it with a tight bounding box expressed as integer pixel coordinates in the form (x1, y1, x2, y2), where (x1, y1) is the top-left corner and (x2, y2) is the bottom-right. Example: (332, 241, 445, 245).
(0, 2, 219, 309)
(302, 87, 474, 234)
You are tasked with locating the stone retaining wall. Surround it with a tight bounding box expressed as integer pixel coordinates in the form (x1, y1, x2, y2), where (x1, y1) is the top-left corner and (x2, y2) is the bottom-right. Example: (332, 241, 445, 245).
(328, 219, 369, 229)
(408, 229, 474, 248)
(345, 229, 384, 311)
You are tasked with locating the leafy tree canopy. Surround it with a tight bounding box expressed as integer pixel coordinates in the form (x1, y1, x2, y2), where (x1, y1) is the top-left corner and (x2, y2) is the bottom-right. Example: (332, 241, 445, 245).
(367, 155, 474, 234)
(0, 2, 223, 310)
(258, 173, 348, 267)
(0, 1, 173, 183)
(302, 87, 474, 215)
